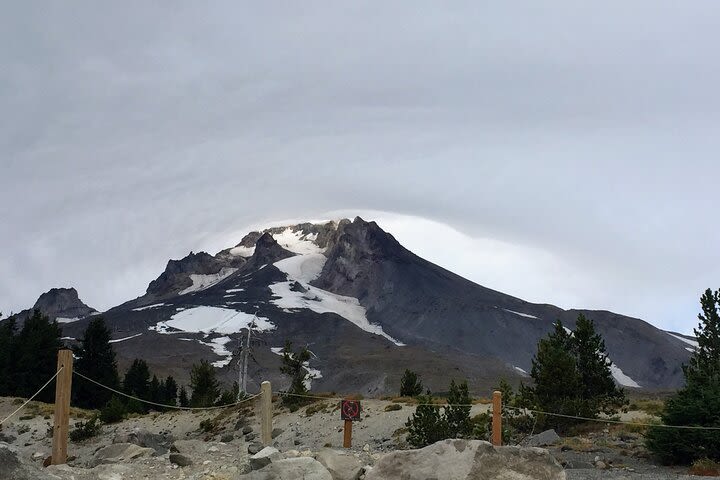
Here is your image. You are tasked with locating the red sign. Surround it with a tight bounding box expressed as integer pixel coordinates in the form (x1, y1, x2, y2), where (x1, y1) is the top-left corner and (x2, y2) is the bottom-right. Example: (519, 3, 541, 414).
(340, 399, 361, 421)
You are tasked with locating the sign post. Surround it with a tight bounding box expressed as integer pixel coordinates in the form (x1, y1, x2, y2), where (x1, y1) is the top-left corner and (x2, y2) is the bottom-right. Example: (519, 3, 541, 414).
(340, 399, 361, 448)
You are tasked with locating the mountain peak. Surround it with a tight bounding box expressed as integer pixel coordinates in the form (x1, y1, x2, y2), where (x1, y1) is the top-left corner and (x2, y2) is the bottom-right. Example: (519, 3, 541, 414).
(248, 232, 294, 266)
(32, 287, 96, 321)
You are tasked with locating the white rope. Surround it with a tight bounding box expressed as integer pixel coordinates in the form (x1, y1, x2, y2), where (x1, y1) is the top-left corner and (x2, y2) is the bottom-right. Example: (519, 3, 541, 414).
(276, 391, 720, 431)
(73, 371, 261, 411)
(0, 367, 63, 425)
(503, 405, 720, 431)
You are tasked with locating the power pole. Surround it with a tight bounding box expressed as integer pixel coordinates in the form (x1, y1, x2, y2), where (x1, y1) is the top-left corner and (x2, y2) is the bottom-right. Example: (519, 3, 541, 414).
(237, 312, 258, 401)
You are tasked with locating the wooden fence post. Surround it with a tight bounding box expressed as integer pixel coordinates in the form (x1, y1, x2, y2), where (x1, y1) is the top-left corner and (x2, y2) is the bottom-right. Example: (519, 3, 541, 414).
(492, 390, 502, 446)
(52, 349, 73, 465)
(260, 381, 272, 446)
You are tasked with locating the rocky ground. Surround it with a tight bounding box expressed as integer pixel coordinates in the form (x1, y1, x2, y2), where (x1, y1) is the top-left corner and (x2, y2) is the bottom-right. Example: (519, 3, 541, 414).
(0, 396, 706, 479)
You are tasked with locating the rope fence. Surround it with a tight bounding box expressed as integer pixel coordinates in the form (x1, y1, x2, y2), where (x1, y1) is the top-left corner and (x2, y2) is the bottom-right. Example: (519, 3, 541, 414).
(72, 371, 261, 411)
(0, 366, 64, 426)
(275, 390, 720, 432)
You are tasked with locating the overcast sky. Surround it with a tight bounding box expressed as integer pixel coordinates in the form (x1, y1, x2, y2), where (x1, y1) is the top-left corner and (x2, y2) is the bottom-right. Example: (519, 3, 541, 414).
(2, 2, 719, 334)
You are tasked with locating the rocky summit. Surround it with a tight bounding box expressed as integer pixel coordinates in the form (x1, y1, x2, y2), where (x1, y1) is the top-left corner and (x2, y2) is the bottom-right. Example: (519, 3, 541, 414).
(6, 217, 693, 393)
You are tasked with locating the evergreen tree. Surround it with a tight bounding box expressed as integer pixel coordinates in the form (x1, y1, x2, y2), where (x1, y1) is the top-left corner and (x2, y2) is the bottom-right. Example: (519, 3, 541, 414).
(163, 376, 178, 407)
(525, 320, 583, 432)
(522, 316, 626, 432)
(178, 386, 190, 408)
(400, 369, 424, 397)
(189, 359, 220, 408)
(148, 375, 161, 409)
(647, 289, 720, 464)
(573, 314, 627, 416)
(406, 391, 447, 448)
(13, 310, 62, 402)
(123, 359, 151, 413)
(73, 318, 120, 409)
(444, 379, 472, 438)
(0, 317, 17, 396)
(279, 340, 312, 409)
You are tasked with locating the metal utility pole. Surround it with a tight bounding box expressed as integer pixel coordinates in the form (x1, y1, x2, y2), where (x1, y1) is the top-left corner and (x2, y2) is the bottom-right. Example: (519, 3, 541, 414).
(238, 311, 258, 401)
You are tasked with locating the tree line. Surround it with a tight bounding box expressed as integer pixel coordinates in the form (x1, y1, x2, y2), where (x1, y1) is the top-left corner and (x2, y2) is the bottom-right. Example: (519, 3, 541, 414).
(0, 312, 238, 422)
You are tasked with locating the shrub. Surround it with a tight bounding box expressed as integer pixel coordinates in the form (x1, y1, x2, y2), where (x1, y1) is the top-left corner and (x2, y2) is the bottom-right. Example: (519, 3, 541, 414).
(99, 396, 126, 424)
(69, 415, 101, 442)
(406, 391, 447, 448)
(400, 369, 423, 397)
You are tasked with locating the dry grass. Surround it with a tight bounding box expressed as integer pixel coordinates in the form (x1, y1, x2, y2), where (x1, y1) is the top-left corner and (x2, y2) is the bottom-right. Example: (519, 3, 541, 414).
(305, 402, 329, 416)
(627, 398, 665, 417)
(690, 458, 720, 476)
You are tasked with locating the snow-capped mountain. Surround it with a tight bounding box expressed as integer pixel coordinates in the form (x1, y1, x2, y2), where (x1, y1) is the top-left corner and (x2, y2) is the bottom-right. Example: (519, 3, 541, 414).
(9, 218, 693, 394)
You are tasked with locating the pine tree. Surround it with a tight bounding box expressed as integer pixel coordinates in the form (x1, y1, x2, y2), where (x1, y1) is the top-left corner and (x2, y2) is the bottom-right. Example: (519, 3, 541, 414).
(444, 379, 472, 438)
(406, 391, 447, 447)
(13, 310, 62, 402)
(163, 376, 178, 407)
(73, 318, 120, 409)
(0, 317, 17, 396)
(279, 340, 312, 409)
(525, 320, 583, 432)
(523, 316, 626, 432)
(647, 288, 720, 464)
(149, 375, 161, 409)
(190, 359, 220, 408)
(123, 359, 151, 413)
(573, 314, 626, 416)
(178, 386, 190, 408)
(400, 369, 423, 397)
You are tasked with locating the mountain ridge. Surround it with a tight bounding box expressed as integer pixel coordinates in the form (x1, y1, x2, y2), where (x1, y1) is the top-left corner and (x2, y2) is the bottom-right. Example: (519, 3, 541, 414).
(5, 217, 693, 394)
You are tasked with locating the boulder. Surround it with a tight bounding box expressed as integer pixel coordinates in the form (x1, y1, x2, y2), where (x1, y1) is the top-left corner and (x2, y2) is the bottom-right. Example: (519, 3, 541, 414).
(248, 442, 264, 454)
(170, 439, 206, 457)
(236, 457, 333, 480)
(365, 439, 565, 480)
(249, 446, 281, 470)
(0, 442, 55, 480)
(113, 429, 173, 454)
(315, 448, 364, 480)
(527, 429, 561, 447)
(169, 453, 193, 467)
(91, 442, 155, 467)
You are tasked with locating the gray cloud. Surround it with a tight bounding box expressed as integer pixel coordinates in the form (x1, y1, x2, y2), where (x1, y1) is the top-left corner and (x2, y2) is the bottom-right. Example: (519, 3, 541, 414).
(2, 1, 719, 333)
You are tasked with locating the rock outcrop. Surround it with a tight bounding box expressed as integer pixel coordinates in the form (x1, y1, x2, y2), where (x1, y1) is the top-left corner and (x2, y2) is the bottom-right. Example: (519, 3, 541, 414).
(365, 439, 566, 480)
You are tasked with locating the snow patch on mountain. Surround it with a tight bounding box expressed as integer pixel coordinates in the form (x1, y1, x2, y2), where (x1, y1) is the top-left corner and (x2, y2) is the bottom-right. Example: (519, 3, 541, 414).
(180, 268, 238, 295)
(271, 253, 405, 346)
(110, 333, 143, 343)
(503, 309, 539, 319)
(274, 254, 326, 282)
(132, 303, 166, 312)
(154, 306, 274, 335)
(610, 363, 641, 388)
(513, 366, 528, 376)
(180, 336, 234, 368)
(56, 317, 80, 323)
(272, 229, 323, 255)
(667, 332, 699, 348)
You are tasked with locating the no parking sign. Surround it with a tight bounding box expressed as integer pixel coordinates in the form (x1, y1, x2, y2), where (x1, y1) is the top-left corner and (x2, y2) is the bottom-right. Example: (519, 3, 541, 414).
(340, 399, 361, 421)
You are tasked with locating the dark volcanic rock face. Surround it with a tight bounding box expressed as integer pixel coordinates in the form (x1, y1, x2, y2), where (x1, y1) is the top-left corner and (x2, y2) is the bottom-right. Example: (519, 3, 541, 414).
(246, 232, 294, 267)
(32, 287, 96, 320)
(146, 252, 228, 298)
